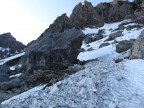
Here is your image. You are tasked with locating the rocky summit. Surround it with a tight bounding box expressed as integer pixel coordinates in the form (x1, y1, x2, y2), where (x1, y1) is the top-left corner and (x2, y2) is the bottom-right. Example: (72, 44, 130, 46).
(0, 33, 25, 59)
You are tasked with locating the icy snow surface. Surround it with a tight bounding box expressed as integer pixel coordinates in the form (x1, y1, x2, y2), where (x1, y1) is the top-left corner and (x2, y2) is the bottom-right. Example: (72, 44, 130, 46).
(0, 52, 25, 65)
(1, 20, 144, 108)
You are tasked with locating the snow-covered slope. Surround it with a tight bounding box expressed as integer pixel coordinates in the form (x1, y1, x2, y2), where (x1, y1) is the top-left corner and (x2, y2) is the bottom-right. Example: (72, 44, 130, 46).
(1, 20, 144, 108)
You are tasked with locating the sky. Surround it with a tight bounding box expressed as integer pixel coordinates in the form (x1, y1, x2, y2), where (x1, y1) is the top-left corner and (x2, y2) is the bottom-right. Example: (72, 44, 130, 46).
(0, 0, 118, 45)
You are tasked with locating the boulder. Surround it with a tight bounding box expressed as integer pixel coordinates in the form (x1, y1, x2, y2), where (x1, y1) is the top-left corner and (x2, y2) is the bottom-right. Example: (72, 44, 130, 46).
(0, 78, 21, 90)
(129, 30, 144, 59)
(22, 29, 84, 71)
(116, 39, 135, 53)
(105, 31, 123, 41)
(0, 73, 10, 82)
(99, 43, 110, 48)
(0, 65, 10, 74)
(70, 1, 104, 28)
(83, 34, 96, 44)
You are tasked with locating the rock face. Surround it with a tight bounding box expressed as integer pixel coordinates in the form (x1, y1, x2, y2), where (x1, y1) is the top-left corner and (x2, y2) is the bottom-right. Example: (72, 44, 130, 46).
(44, 14, 77, 34)
(95, 1, 135, 23)
(70, 1, 135, 28)
(129, 30, 144, 59)
(22, 29, 84, 71)
(70, 1, 104, 28)
(116, 40, 135, 53)
(0, 33, 25, 58)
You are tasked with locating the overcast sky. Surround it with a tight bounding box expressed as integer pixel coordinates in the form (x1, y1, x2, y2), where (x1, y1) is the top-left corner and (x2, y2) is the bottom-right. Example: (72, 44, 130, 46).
(0, 0, 123, 45)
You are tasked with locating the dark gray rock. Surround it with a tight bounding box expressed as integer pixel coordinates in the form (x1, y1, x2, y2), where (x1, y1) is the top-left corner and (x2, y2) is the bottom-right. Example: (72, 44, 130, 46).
(44, 13, 77, 34)
(0, 73, 10, 82)
(22, 29, 84, 71)
(83, 34, 95, 44)
(118, 23, 125, 30)
(116, 40, 135, 53)
(0, 65, 10, 74)
(99, 43, 110, 48)
(0, 92, 7, 103)
(105, 31, 123, 41)
(70, 1, 104, 28)
(0, 33, 25, 58)
(129, 30, 144, 59)
(0, 78, 21, 90)
(126, 24, 143, 31)
(95, 1, 135, 23)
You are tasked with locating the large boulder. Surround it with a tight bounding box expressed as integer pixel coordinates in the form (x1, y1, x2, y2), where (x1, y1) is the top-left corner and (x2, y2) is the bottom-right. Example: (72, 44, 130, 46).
(116, 39, 135, 53)
(0, 78, 21, 90)
(22, 29, 84, 71)
(105, 31, 123, 41)
(129, 30, 144, 59)
(0, 65, 10, 74)
(70, 1, 104, 28)
(0, 73, 10, 82)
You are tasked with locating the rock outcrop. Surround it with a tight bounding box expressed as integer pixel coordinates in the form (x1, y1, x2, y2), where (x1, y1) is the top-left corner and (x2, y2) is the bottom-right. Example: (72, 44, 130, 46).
(22, 29, 84, 71)
(44, 14, 77, 34)
(95, 1, 135, 23)
(70, 1, 104, 28)
(0, 33, 25, 58)
(129, 30, 144, 59)
(70, 1, 135, 28)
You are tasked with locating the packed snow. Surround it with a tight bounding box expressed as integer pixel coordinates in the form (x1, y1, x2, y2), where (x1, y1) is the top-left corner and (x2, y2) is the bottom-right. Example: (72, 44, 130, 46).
(0, 52, 25, 65)
(1, 20, 144, 108)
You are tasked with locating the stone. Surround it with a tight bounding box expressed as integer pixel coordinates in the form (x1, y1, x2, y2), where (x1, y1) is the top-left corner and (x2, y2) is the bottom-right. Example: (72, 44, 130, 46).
(70, 1, 104, 28)
(22, 29, 84, 71)
(126, 24, 143, 31)
(0, 78, 21, 90)
(0, 65, 10, 74)
(83, 34, 96, 44)
(105, 31, 123, 41)
(116, 39, 135, 53)
(99, 43, 110, 48)
(44, 13, 77, 34)
(0, 73, 10, 82)
(129, 30, 144, 59)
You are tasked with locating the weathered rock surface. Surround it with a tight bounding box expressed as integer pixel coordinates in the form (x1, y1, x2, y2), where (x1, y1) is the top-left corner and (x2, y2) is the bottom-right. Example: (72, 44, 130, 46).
(0, 33, 25, 58)
(99, 42, 110, 48)
(116, 39, 135, 53)
(0, 65, 10, 74)
(22, 29, 84, 71)
(0, 73, 10, 83)
(105, 31, 123, 41)
(44, 13, 77, 34)
(70, 1, 104, 28)
(129, 30, 144, 59)
(95, 1, 135, 23)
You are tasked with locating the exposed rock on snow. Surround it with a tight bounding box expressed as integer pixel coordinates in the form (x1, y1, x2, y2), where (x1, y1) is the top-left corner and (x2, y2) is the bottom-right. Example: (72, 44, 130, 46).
(116, 39, 135, 53)
(22, 29, 84, 71)
(129, 30, 144, 59)
(105, 31, 123, 41)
